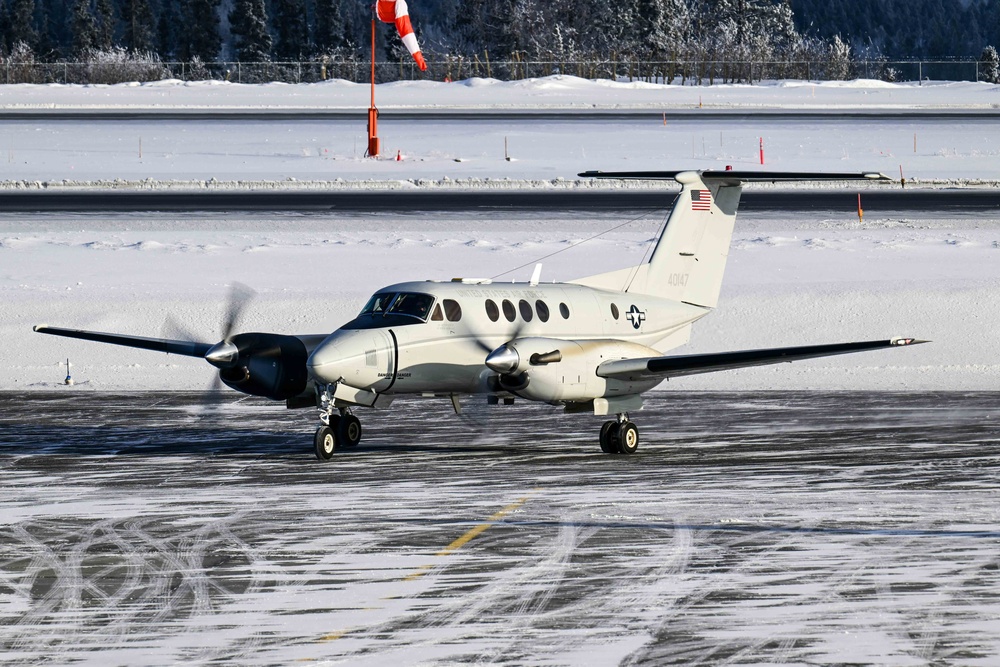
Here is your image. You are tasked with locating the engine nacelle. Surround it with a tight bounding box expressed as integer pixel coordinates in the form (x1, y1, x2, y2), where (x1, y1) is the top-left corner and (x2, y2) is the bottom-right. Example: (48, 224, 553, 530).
(218, 332, 309, 400)
(493, 337, 662, 403)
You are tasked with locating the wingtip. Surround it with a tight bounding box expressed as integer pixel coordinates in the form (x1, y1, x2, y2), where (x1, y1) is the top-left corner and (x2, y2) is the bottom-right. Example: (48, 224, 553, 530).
(33, 324, 47, 332)
(891, 337, 930, 346)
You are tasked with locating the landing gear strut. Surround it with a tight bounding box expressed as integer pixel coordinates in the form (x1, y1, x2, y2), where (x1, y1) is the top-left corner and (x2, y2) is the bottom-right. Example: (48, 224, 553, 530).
(598, 413, 639, 455)
(314, 384, 364, 461)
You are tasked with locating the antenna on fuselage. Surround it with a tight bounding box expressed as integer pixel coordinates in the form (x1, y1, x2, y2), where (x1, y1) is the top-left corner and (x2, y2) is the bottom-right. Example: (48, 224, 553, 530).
(529, 264, 542, 286)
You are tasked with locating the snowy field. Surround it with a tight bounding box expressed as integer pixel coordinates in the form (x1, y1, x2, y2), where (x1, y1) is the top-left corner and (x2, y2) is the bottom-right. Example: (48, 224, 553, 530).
(2, 76, 1000, 184)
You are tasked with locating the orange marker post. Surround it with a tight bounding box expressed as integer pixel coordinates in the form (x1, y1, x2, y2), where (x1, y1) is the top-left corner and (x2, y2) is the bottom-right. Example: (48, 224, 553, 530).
(857, 193, 863, 223)
(367, 14, 380, 158)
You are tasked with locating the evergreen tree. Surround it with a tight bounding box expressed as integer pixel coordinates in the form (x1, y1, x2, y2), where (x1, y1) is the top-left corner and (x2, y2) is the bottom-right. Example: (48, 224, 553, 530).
(272, 0, 308, 59)
(156, 0, 175, 57)
(94, 0, 115, 49)
(71, 0, 97, 55)
(229, 0, 270, 60)
(0, 2, 9, 52)
(121, 0, 156, 52)
(827, 33, 851, 79)
(313, 0, 348, 53)
(9, 0, 38, 48)
(451, 0, 485, 54)
(180, 0, 221, 60)
(980, 45, 999, 83)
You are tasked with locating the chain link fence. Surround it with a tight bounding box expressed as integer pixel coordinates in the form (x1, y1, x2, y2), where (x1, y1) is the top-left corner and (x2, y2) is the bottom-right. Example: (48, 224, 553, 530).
(0, 57, 989, 86)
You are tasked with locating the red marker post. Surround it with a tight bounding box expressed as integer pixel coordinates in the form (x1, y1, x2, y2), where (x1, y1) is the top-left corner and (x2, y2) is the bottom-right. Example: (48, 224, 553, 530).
(759, 137, 764, 165)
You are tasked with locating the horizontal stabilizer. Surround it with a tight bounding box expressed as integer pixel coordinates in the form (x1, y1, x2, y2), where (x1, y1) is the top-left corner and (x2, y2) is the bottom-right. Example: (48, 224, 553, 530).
(597, 338, 927, 381)
(34, 325, 212, 358)
(579, 170, 889, 182)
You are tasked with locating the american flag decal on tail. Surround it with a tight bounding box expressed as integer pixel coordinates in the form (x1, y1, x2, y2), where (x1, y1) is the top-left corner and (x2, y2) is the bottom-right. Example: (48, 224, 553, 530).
(691, 189, 712, 211)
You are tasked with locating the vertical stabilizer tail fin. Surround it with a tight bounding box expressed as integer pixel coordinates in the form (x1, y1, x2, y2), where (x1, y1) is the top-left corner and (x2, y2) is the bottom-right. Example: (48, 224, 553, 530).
(637, 171, 741, 307)
(576, 170, 889, 307)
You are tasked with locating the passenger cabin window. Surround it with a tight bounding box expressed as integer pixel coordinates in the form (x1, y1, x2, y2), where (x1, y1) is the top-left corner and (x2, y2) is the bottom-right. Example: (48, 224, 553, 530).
(560, 302, 570, 319)
(485, 299, 500, 322)
(360, 292, 395, 315)
(536, 300, 550, 322)
(387, 292, 435, 321)
(443, 299, 462, 322)
(519, 299, 533, 322)
(431, 304, 444, 321)
(502, 299, 516, 322)
(611, 303, 620, 319)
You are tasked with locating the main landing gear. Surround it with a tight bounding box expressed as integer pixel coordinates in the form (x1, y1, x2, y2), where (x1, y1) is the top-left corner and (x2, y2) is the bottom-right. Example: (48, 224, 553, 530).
(314, 388, 364, 461)
(599, 413, 639, 455)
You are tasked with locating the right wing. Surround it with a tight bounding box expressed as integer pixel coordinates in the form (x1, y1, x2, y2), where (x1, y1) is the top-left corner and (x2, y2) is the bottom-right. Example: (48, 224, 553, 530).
(597, 338, 926, 382)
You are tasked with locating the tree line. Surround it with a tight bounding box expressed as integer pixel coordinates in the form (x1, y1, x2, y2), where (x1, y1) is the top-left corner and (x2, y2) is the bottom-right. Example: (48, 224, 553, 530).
(0, 0, 997, 81)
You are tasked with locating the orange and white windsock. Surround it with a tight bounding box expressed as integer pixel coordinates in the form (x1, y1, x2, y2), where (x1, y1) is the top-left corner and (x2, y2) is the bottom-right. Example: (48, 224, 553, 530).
(376, 0, 427, 71)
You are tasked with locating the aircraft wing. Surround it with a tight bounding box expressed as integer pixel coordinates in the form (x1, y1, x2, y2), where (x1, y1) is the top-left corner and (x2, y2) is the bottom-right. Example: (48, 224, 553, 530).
(596, 338, 926, 382)
(33, 325, 213, 358)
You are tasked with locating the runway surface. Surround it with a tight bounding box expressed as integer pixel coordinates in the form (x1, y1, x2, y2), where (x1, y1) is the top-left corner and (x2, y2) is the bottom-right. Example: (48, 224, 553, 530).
(1, 390, 998, 665)
(1, 189, 996, 213)
(4, 110, 1000, 121)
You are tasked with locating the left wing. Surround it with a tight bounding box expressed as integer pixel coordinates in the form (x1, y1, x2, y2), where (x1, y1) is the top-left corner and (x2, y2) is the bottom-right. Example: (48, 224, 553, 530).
(597, 338, 926, 381)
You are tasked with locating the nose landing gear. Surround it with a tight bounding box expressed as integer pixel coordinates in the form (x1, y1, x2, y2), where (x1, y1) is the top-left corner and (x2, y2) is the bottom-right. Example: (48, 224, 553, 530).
(314, 384, 364, 461)
(598, 413, 639, 455)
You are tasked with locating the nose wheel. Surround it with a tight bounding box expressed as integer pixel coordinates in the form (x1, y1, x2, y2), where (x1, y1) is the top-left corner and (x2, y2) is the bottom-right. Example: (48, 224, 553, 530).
(314, 425, 336, 460)
(598, 414, 639, 455)
(315, 385, 364, 461)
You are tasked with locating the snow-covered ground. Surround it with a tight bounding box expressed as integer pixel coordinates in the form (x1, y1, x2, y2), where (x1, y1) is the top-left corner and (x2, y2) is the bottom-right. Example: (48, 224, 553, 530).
(3, 76, 1000, 184)
(1, 76, 997, 392)
(4, 76, 1000, 112)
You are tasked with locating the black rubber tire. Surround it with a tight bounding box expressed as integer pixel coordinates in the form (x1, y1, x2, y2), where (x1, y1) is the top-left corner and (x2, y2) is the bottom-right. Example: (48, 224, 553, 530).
(337, 414, 362, 448)
(617, 421, 639, 455)
(314, 425, 336, 461)
(599, 420, 617, 453)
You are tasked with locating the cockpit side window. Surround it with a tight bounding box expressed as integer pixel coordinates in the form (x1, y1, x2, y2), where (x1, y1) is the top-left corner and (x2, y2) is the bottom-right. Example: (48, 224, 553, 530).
(388, 292, 435, 320)
(360, 292, 396, 315)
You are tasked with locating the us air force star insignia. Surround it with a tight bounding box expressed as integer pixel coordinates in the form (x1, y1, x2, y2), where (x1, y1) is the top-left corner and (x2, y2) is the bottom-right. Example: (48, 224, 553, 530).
(626, 305, 646, 330)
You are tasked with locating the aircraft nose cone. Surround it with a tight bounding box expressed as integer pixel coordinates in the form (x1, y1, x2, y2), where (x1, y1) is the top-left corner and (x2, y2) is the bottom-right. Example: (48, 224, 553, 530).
(485, 345, 519, 374)
(307, 339, 344, 382)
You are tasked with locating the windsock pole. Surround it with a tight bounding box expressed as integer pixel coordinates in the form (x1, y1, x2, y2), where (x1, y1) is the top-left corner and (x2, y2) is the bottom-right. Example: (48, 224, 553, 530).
(367, 11, 380, 158)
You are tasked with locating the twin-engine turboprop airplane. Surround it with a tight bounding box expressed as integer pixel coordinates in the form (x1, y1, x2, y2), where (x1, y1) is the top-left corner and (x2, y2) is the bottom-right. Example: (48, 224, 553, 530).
(35, 170, 925, 460)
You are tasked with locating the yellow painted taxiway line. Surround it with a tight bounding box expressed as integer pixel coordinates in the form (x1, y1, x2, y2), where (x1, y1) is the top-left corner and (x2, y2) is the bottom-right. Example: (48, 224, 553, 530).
(314, 491, 541, 647)
(403, 491, 539, 580)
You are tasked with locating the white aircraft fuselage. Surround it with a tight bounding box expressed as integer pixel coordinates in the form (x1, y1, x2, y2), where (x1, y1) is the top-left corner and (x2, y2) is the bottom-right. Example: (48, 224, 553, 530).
(308, 280, 709, 401)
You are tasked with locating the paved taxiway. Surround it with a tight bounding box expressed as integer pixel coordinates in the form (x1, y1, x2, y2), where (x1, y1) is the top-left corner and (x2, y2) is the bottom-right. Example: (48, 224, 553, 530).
(2, 391, 999, 664)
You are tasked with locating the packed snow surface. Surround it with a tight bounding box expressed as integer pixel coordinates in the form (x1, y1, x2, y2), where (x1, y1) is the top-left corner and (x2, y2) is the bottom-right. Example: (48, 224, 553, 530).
(2, 76, 1000, 183)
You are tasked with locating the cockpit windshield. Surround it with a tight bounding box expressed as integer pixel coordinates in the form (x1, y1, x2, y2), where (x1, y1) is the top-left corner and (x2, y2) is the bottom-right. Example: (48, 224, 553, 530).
(360, 292, 395, 315)
(387, 293, 435, 320)
(359, 292, 435, 321)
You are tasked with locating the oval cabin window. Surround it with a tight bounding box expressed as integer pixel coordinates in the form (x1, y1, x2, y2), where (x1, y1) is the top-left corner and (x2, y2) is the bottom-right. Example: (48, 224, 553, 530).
(535, 300, 549, 322)
(559, 302, 570, 319)
(485, 299, 500, 322)
(502, 299, 517, 322)
(611, 303, 619, 319)
(518, 299, 533, 322)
